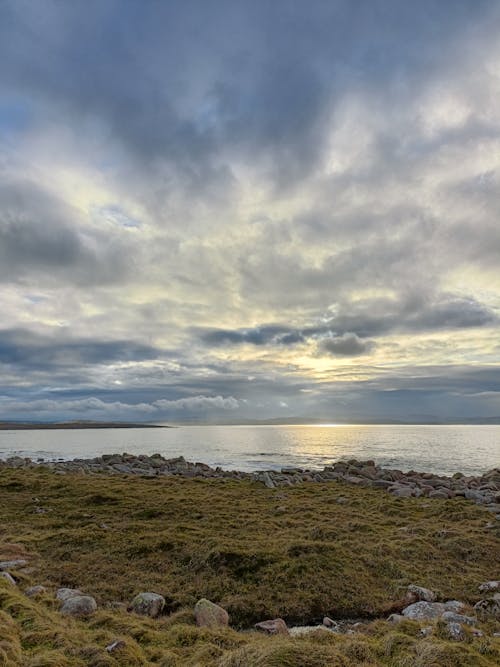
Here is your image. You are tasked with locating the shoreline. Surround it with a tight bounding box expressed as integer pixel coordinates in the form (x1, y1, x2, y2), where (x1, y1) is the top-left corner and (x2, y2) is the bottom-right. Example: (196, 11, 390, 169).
(2, 453, 499, 512)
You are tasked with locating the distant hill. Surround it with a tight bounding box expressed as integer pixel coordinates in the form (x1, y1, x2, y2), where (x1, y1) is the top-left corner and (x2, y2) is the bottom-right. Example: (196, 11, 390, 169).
(0, 421, 168, 430)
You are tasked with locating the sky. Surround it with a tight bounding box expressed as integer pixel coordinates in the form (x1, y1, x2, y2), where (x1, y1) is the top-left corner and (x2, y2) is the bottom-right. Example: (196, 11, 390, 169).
(0, 0, 499, 424)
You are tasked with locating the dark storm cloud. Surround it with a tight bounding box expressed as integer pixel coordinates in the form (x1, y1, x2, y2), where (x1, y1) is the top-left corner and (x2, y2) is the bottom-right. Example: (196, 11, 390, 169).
(0, 328, 162, 371)
(0, 179, 132, 285)
(198, 292, 497, 350)
(1, 0, 497, 193)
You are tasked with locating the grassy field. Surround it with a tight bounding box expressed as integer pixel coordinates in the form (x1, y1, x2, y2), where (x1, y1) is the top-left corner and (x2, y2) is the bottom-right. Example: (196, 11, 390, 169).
(0, 467, 499, 665)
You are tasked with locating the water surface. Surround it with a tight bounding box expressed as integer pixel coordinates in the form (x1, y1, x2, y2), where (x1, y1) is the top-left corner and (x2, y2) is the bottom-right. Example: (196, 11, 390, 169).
(0, 424, 499, 476)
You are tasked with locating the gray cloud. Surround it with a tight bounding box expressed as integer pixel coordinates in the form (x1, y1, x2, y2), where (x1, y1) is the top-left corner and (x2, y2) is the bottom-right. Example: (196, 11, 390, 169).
(317, 333, 374, 356)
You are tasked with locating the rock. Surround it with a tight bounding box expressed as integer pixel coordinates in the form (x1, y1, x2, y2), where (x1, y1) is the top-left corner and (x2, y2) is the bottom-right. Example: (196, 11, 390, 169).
(428, 490, 449, 499)
(441, 611, 476, 625)
(446, 621, 466, 641)
(322, 616, 338, 628)
(389, 486, 413, 498)
(255, 618, 289, 635)
(289, 626, 330, 636)
(0, 559, 27, 570)
(106, 639, 126, 653)
(25, 585, 46, 597)
(60, 595, 97, 617)
(473, 595, 500, 620)
(420, 626, 433, 637)
(129, 592, 165, 618)
(444, 600, 467, 613)
(387, 613, 405, 623)
(56, 587, 83, 601)
(407, 584, 436, 602)
(402, 601, 446, 620)
(478, 581, 499, 593)
(0, 572, 16, 585)
(194, 598, 229, 628)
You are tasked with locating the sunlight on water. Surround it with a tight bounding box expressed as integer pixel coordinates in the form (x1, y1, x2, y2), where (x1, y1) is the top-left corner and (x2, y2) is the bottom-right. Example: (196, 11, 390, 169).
(0, 424, 499, 476)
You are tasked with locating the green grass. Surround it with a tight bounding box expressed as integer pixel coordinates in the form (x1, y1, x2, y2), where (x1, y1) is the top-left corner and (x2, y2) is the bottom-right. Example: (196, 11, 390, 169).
(0, 467, 499, 665)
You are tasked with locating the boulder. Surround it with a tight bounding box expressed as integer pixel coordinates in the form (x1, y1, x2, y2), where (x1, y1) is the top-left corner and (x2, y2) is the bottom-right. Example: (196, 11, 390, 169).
(441, 611, 476, 625)
(56, 588, 83, 601)
(25, 585, 46, 597)
(407, 584, 436, 602)
(129, 592, 165, 618)
(255, 618, 289, 635)
(0, 559, 27, 570)
(60, 595, 97, 617)
(402, 601, 446, 620)
(444, 600, 466, 613)
(194, 598, 229, 628)
(474, 594, 500, 620)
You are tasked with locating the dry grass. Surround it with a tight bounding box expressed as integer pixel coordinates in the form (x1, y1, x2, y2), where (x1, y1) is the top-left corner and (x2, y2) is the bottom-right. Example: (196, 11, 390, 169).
(0, 467, 499, 665)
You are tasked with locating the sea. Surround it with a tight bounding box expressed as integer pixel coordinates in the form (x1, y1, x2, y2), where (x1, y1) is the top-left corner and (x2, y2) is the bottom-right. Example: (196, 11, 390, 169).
(0, 424, 499, 477)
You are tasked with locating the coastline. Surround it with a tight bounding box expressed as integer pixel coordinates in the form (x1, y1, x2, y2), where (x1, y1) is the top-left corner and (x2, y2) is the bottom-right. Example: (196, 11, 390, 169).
(2, 453, 499, 511)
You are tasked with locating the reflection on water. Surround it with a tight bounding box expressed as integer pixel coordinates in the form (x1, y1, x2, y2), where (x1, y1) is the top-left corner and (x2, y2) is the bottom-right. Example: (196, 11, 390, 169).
(0, 424, 498, 476)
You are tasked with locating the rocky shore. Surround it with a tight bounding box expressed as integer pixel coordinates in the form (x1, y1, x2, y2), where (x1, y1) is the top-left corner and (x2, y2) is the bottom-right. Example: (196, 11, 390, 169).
(2, 453, 499, 514)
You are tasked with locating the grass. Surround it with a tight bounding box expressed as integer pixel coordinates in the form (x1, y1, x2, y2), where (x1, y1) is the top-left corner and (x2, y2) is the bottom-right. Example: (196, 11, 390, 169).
(0, 467, 499, 665)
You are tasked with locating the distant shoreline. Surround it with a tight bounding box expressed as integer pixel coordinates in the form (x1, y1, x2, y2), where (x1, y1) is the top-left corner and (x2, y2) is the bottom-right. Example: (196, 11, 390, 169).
(0, 421, 168, 431)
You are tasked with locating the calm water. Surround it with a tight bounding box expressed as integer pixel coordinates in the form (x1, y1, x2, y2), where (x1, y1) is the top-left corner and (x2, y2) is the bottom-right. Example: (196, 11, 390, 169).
(0, 424, 499, 476)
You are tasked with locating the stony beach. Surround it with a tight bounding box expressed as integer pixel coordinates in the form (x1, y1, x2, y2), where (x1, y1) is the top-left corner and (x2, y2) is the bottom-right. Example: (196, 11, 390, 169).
(3, 453, 500, 513)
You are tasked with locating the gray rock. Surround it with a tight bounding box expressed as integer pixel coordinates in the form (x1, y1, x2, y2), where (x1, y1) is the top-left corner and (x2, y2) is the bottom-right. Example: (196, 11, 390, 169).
(478, 580, 499, 593)
(255, 618, 289, 635)
(129, 592, 165, 618)
(446, 621, 465, 641)
(387, 613, 405, 623)
(0, 559, 27, 570)
(60, 595, 97, 617)
(56, 587, 83, 601)
(389, 486, 413, 498)
(25, 585, 46, 597)
(407, 584, 436, 602)
(474, 595, 500, 620)
(194, 598, 229, 627)
(444, 600, 466, 613)
(441, 611, 476, 625)
(0, 572, 16, 585)
(322, 616, 339, 629)
(402, 601, 446, 620)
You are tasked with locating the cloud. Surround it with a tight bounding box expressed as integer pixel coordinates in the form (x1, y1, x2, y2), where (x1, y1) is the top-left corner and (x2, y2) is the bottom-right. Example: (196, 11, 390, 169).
(317, 333, 374, 356)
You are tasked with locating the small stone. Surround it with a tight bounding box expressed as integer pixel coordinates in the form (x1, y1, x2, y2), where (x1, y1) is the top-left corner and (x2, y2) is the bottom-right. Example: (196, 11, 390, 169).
(0, 559, 27, 570)
(420, 626, 433, 637)
(25, 585, 46, 597)
(478, 581, 499, 593)
(56, 587, 83, 601)
(60, 595, 97, 617)
(322, 616, 338, 628)
(129, 592, 165, 618)
(336, 496, 348, 504)
(402, 601, 446, 620)
(387, 613, 405, 623)
(390, 486, 413, 498)
(446, 621, 465, 641)
(407, 584, 436, 602)
(255, 618, 289, 635)
(0, 572, 16, 585)
(194, 598, 229, 627)
(106, 639, 126, 653)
